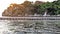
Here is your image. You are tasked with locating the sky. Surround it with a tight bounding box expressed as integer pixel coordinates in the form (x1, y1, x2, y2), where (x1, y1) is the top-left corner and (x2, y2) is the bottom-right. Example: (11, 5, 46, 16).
(0, 0, 55, 17)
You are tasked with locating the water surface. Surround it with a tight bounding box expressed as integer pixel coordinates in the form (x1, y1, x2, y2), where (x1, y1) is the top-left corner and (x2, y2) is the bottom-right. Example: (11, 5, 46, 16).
(0, 20, 60, 34)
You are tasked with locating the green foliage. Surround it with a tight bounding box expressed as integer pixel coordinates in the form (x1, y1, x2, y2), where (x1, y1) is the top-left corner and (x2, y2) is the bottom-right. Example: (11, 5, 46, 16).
(34, 2, 54, 15)
(34, 0, 60, 15)
(52, 0, 60, 15)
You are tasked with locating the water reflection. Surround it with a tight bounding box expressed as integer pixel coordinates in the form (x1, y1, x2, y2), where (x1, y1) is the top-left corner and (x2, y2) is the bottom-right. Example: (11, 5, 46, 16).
(0, 20, 60, 34)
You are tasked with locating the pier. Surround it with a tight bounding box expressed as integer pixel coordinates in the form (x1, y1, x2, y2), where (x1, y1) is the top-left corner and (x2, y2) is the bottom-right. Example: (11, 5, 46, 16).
(0, 16, 60, 20)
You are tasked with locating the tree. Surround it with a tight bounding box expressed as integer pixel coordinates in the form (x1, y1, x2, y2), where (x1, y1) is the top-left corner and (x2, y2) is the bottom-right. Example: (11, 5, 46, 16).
(34, 1, 45, 15)
(51, 0, 60, 15)
(34, 2, 53, 15)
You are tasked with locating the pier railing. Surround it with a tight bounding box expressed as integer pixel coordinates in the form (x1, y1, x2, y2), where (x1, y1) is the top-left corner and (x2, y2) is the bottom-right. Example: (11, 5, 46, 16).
(0, 16, 60, 20)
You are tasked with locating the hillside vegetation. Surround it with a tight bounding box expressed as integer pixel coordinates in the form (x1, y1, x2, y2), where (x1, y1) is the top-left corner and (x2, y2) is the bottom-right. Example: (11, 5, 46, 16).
(2, 0, 60, 17)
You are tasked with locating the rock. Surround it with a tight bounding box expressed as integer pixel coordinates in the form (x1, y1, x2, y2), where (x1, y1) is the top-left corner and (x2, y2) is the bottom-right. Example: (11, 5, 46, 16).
(2, 1, 44, 17)
(2, 1, 35, 17)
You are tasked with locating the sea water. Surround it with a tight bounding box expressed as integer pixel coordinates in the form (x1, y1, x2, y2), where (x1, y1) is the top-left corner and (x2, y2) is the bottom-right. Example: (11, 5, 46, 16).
(0, 20, 60, 34)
